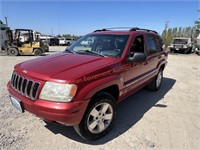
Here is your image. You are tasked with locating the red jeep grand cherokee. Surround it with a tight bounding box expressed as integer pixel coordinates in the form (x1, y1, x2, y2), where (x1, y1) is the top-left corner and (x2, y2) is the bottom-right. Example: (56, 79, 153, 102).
(7, 27, 168, 140)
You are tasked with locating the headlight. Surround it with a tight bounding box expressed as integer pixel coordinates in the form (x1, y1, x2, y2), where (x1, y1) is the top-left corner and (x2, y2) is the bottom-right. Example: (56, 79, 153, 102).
(39, 82, 77, 102)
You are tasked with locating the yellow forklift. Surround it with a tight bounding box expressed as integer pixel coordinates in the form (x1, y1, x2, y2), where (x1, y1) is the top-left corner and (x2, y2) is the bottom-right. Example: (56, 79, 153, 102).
(5, 29, 49, 56)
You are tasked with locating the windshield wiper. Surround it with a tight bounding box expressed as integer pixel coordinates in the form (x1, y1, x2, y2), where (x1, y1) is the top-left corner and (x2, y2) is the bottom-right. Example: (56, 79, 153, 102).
(64, 49, 76, 54)
(78, 50, 106, 57)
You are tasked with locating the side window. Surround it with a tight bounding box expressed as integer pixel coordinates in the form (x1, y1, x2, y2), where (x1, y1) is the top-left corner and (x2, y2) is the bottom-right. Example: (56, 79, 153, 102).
(155, 36, 163, 51)
(131, 35, 144, 53)
(147, 35, 157, 54)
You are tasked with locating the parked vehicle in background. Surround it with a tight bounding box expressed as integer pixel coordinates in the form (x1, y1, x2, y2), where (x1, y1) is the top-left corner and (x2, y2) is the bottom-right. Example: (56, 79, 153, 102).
(4, 29, 48, 56)
(59, 37, 76, 46)
(40, 37, 59, 46)
(194, 29, 200, 55)
(170, 37, 192, 54)
(195, 35, 200, 55)
(65, 38, 76, 46)
(7, 27, 168, 140)
(59, 37, 66, 46)
(48, 37, 59, 46)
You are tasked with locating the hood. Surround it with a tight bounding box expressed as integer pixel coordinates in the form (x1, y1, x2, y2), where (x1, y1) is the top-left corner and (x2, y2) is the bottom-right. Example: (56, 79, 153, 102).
(15, 52, 117, 82)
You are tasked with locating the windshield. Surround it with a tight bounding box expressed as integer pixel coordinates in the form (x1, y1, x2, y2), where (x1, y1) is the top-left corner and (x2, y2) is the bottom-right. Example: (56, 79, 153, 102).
(65, 34, 129, 58)
(173, 39, 188, 44)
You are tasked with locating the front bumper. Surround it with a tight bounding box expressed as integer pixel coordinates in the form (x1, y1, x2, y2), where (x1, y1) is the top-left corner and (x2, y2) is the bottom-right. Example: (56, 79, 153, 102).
(7, 82, 89, 126)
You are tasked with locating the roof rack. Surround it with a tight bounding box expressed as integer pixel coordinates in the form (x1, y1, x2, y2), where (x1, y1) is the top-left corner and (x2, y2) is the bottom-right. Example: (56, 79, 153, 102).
(93, 27, 158, 34)
(129, 27, 158, 34)
(93, 29, 108, 32)
(93, 27, 132, 32)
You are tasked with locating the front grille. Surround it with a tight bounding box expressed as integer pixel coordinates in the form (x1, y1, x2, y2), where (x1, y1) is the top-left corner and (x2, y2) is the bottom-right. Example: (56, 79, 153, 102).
(174, 45, 183, 49)
(11, 72, 40, 100)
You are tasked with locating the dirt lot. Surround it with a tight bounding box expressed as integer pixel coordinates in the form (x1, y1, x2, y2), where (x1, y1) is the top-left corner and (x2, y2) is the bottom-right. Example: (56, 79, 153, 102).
(0, 46, 200, 150)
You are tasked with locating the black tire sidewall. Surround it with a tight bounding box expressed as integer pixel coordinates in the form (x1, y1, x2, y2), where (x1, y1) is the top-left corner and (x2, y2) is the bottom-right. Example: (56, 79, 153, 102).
(34, 49, 42, 56)
(8, 48, 18, 56)
(155, 70, 163, 90)
(76, 93, 117, 140)
(147, 69, 163, 91)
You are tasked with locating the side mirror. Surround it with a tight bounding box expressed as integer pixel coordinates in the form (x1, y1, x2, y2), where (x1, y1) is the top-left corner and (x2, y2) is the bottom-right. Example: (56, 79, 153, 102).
(128, 52, 146, 63)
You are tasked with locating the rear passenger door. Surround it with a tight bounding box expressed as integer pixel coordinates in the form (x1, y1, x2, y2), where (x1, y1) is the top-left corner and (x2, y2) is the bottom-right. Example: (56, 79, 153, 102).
(145, 34, 163, 73)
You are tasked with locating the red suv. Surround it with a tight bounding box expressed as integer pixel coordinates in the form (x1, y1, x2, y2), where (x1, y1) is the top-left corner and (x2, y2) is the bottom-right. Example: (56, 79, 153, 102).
(7, 27, 168, 140)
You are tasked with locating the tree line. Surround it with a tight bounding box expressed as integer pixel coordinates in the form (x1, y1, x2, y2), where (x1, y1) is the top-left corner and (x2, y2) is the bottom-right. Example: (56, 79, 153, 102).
(56, 34, 82, 40)
(162, 10, 200, 46)
(161, 26, 197, 46)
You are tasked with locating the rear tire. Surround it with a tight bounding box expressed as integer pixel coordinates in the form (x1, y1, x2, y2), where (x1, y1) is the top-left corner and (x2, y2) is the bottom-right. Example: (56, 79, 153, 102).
(7, 48, 19, 56)
(147, 69, 163, 91)
(34, 49, 42, 56)
(74, 92, 117, 140)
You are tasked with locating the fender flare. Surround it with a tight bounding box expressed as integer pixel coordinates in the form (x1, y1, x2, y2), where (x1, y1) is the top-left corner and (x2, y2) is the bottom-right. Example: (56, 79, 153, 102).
(74, 75, 123, 101)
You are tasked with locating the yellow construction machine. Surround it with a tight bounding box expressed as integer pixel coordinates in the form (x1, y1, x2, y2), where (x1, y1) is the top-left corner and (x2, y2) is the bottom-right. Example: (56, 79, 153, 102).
(5, 29, 49, 56)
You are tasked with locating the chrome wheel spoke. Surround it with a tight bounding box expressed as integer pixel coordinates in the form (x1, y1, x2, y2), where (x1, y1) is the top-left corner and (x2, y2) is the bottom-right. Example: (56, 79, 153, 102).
(98, 121, 105, 132)
(89, 120, 98, 130)
(104, 114, 112, 120)
(101, 103, 109, 113)
(90, 108, 99, 118)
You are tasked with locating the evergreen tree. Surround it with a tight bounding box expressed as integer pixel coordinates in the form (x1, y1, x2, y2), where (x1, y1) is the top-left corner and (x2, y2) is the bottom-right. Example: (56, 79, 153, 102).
(166, 28, 172, 46)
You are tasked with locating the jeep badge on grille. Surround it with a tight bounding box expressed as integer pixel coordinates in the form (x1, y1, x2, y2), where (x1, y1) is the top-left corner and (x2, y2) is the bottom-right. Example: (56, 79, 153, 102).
(22, 70, 28, 74)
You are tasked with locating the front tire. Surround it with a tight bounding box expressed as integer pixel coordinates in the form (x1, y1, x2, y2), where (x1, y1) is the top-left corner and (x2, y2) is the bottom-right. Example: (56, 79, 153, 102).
(74, 93, 117, 140)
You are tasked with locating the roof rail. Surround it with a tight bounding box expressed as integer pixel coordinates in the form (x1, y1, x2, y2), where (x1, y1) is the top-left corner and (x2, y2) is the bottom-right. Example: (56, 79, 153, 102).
(93, 27, 132, 32)
(93, 29, 108, 32)
(93, 27, 158, 34)
(129, 27, 158, 34)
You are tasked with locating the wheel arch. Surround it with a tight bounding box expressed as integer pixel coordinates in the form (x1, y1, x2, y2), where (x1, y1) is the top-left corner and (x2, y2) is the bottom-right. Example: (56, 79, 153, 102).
(74, 75, 122, 103)
(91, 84, 119, 102)
(160, 64, 165, 71)
(157, 58, 167, 71)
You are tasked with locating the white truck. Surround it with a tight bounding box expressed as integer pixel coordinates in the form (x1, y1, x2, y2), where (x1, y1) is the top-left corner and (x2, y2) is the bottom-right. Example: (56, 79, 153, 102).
(170, 37, 192, 54)
(59, 37, 76, 46)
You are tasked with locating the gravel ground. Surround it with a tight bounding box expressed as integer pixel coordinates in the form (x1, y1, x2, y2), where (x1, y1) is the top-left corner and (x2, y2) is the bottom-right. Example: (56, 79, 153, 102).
(0, 46, 200, 150)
